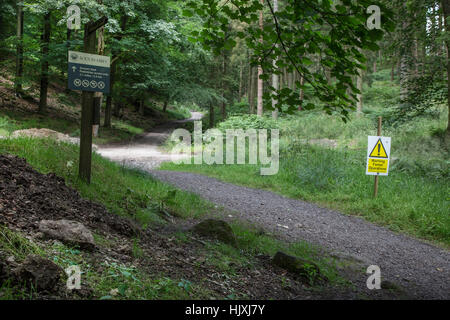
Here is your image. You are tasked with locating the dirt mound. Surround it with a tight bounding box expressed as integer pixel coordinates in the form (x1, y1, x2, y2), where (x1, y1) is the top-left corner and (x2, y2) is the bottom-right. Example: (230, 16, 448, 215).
(11, 128, 79, 144)
(0, 154, 139, 238)
(9, 128, 99, 150)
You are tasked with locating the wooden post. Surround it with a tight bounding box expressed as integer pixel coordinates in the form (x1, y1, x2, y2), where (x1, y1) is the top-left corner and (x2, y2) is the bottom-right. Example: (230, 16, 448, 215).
(374, 116, 382, 197)
(78, 22, 96, 183)
(78, 17, 107, 183)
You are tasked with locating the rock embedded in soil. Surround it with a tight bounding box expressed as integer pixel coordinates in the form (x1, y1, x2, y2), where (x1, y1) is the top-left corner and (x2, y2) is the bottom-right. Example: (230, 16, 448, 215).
(14, 254, 63, 292)
(272, 251, 322, 281)
(0, 154, 139, 239)
(192, 219, 237, 247)
(39, 219, 96, 251)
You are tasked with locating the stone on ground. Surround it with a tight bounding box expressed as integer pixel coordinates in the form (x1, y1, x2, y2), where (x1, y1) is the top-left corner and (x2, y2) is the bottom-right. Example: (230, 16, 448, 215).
(192, 219, 237, 247)
(272, 251, 322, 281)
(39, 219, 95, 250)
(14, 254, 63, 292)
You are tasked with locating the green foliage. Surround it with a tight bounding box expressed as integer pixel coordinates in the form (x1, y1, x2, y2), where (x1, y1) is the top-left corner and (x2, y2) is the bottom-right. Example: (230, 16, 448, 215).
(216, 114, 279, 131)
(296, 148, 349, 191)
(0, 226, 45, 262)
(184, 0, 394, 119)
(390, 75, 447, 124)
(363, 81, 400, 108)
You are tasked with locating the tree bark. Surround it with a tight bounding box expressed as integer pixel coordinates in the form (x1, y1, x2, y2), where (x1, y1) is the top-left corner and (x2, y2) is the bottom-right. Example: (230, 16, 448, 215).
(104, 60, 116, 127)
(139, 98, 145, 116)
(39, 13, 51, 114)
(441, 0, 450, 134)
(298, 74, 304, 110)
(356, 70, 363, 116)
(14, 1, 24, 97)
(209, 102, 215, 128)
(257, 0, 264, 116)
(238, 60, 243, 101)
(271, 0, 279, 119)
(399, 5, 412, 104)
(249, 65, 255, 114)
(94, 5, 104, 136)
(391, 61, 395, 81)
(221, 50, 227, 120)
(108, 15, 128, 121)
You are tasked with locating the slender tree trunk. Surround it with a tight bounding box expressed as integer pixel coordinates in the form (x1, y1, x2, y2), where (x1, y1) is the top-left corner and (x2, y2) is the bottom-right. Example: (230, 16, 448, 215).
(39, 13, 51, 114)
(221, 50, 227, 120)
(298, 75, 304, 110)
(139, 98, 145, 116)
(93, 5, 104, 136)
(399, 5, 412, 104)
(113, 102, 121, 118)
(104, 60, 116, 127)
(65, 29, 72, 92)
(209, 102, 215, 128)
(163, 99, 168, 112)
(248, 64, 254, 113)
(238, 61, 243, 101)
(414, 39, 419, 76)
(356, 70, 363, 116)
(271, 0, 279, 119)
(391, 61, 395, 81)
(257, 0, 264, 116)
(441, 0, 450, 134)
(14, 2, 24, 97)
(249, 66, 256, 114)
(108, 15, 128, 121)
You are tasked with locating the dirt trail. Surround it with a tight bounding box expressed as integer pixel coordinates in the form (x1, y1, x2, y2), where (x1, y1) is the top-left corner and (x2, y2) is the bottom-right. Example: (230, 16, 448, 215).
(97, 112, 202, 169)
(97, 114, 450, 300)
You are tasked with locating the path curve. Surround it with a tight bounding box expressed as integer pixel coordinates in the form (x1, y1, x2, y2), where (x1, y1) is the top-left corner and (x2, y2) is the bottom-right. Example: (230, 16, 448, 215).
(150, 170, 450, 299)
(97, 113, 449, 299)
(97, 112, 203, 169)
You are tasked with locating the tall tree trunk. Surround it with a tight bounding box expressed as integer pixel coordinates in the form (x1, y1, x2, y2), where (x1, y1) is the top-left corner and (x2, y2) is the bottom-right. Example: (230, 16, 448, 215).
(221, 50, 227, 120)
(65, 29, 72, 92)
(441, 0, 450, 134)
(399, 3, 412, 104)
(104, 60, 116, 127)
(209, 102, 215, 128)
(14, 1, 24, 97)
(391, 60, 395, 81)
(257, 0, 264, 116)
(139, 98, 145, 116)
(108, 15, 128, 122)
(298, 75, 304, 110)
(271, 0, 279, 119)
(163, 99, 168, 112)
(248, 65, 254, 113)
(373, 55, 377, 73)
(238, 61, 243, 101)
(414, 39, 419, 76)
(93, 4, 104, 136)
(39, 13, 51, 114)
(356, 70, 363, 116)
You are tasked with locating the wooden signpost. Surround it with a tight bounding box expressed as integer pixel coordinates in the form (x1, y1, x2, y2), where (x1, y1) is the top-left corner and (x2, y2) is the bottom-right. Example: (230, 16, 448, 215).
(77, 17, 108, 183)
(366, 117, 391, 198)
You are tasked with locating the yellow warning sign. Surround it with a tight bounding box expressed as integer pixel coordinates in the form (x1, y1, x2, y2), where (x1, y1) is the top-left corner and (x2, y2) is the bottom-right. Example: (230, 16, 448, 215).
(369, 139, 388, 158)
(367, 158, 388, 174)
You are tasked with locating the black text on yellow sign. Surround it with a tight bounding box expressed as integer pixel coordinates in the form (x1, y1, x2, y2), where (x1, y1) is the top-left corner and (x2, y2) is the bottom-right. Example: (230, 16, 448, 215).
(366, 136, 391, 176)
(367, 158, 388, 173)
